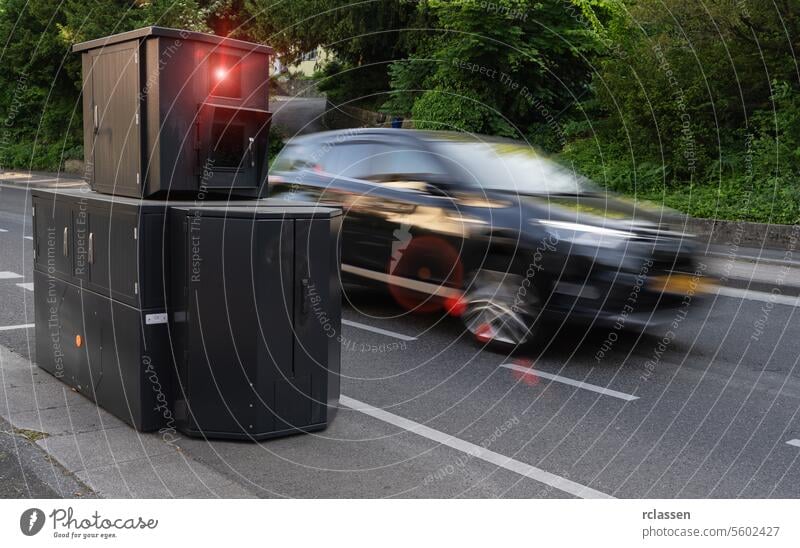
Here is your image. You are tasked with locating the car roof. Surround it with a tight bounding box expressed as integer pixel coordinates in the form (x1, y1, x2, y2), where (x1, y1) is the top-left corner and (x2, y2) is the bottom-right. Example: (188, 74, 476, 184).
(286, 128, 513, 147)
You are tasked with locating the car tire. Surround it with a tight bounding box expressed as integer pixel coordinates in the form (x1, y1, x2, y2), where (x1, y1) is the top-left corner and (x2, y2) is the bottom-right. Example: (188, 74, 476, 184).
(460, 269, 541, 352)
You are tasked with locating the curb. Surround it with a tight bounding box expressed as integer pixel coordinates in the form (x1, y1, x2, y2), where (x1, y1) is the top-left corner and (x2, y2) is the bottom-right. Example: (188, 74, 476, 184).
(0, 416, 97, 498)
(0, 170, 86, 189)
(684, 217, 799, 253)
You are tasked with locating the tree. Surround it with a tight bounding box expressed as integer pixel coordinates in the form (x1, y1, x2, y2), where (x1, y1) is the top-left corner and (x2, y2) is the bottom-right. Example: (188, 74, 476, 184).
(562, 0, 800, 222)
(243, 0, 423, 107)
(0, 0, 216, 170)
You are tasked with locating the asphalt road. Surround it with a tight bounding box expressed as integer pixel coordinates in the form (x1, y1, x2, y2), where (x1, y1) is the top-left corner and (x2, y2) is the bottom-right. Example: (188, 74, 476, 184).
(1, 184, 799, 498)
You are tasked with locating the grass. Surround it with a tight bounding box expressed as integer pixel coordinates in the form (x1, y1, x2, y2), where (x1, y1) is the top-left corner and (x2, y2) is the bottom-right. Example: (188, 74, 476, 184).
(13, 427, 49, 442)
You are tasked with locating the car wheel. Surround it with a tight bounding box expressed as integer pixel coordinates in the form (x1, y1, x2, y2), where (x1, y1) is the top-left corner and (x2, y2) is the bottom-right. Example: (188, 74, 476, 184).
(461, 269, 540, 352)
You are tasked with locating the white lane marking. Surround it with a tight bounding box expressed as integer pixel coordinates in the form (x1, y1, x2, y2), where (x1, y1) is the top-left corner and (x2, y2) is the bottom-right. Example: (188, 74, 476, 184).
(340, 395, 613, 499)
(0, 323, 34, 332)
(342, 263, 461, 298)
(0, 228, 7, 232)
(16, 283, 33, 291)
(787, 439, 800, 448)
(342, 319, 417, 341)
(0, 271, 23, 279)
(713, 285, 800, 307)
(500, 363, 639, 401)
(24, 236, 33, 240)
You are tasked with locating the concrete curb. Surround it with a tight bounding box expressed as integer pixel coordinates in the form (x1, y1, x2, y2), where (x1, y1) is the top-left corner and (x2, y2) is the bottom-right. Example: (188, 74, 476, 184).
(684, 217, 800, 253)
(0, 416, 96, 498)
(0, 171, 86, 190)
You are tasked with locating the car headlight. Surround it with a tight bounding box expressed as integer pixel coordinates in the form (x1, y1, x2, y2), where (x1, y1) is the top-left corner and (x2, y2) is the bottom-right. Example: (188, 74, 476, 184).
(536, 219, 635, 249)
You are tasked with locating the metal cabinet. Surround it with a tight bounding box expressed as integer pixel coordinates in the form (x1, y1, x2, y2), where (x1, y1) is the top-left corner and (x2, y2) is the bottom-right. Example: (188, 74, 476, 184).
(33, 270, 171, 431)
(32, 190, 173, 431)
(74, 26, 273, 199)
(88, 41, 141, 196)
(169, 206, 342, 440)
(32, 188, 342, 436)
(32, 191, 151, 308)
(32, 191, 73, 279)
(80, 206, 140, 304)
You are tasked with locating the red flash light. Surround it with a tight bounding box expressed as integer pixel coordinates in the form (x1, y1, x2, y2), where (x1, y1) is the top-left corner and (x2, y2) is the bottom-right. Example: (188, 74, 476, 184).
(214, 67, 228, 81)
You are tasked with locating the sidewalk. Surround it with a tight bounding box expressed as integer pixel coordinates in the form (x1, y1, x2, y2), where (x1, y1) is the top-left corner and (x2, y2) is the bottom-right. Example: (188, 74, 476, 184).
(0, 345, 254, 498)
(701, 244, 800, 296)
(0, 415, 95, 498)
(0, 170, 86, 189)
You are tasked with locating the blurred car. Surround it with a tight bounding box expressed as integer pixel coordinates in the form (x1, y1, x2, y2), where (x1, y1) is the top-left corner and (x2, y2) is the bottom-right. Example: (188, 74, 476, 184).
(269, 129, 707, 351)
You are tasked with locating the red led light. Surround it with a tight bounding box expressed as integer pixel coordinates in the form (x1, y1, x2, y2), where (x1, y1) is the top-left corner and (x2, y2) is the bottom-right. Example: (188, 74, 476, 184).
(444, 295, 467, 317)
(214, 67, 228, 81)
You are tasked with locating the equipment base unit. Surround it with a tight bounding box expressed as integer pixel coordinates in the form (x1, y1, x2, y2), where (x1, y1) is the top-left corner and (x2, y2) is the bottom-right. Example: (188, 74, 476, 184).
(169, 206, 342, 440)
(30, 188, 342, 439)
(34, 271, 172, 431)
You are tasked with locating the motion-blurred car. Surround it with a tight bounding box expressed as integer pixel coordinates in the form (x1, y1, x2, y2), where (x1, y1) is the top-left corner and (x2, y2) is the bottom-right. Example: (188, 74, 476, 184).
(269, 129, 707, 351)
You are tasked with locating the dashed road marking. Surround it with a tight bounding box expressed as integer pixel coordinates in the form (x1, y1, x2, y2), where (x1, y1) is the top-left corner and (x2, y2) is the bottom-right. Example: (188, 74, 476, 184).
(340, 395, 614, 499)
(0, 271, 23, 279)
(500, 363, 639, 401)
(787, 439, 800, 448)
(16, 282, 33, 291)
(713, 285, 800, 307)
(342, 319, 417, 341)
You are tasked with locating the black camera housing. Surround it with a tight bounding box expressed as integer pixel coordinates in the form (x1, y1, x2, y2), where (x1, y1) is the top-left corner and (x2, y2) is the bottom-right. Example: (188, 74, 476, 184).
(74, 26, 273, 199)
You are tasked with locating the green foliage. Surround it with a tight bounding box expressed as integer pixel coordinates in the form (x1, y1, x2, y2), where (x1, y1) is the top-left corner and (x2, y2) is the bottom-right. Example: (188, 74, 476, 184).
(314, 60, 391, 108)
(0, 0, 219, 171)
(0, 0, 798, 224)
(559, 0, 800, 224)
(385, 0, 612, 138)
(268, 124, 286, 165)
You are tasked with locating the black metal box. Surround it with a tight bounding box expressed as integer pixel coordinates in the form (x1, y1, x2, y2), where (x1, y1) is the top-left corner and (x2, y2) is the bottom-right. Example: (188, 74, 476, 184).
(168, 206, 342, 439)
(32, 188, 179, 430)
(33, 270, 172, 431)
(32, 188, 341, 436)
(73, 27, 273, 199)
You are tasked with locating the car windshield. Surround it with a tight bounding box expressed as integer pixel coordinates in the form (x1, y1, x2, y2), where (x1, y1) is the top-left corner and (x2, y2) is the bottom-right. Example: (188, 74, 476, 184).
(434, 141, 597, 195)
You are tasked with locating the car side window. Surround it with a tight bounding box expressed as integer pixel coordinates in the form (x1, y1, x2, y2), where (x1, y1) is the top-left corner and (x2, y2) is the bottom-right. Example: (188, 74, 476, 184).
(367, 146, 447, 182)
(271, 144, 316, 172)
(320, 143, 378, 179)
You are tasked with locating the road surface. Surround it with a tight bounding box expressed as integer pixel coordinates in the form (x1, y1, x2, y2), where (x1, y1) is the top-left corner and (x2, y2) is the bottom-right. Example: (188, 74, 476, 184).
(1, 183, 799, 498)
